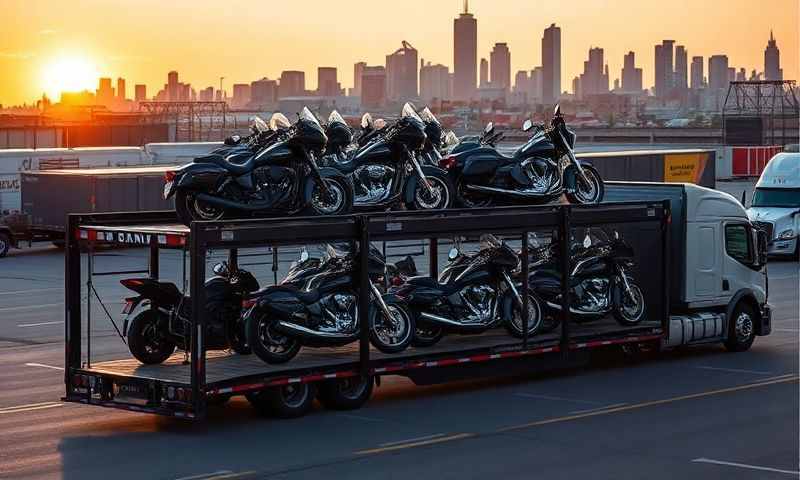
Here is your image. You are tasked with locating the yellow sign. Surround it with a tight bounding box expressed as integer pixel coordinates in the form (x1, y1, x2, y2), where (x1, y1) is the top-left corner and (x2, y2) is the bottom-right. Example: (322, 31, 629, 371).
(663, 153, 708, 184)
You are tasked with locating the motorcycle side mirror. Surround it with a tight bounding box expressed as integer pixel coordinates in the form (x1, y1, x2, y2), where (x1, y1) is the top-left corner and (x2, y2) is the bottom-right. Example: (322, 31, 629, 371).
(213, 262, 229, 277)
(484, 122, 494, 135)
(448, 247, 459, 261)
(522, 119, 533, 132)
(613, 230, 620, 240)
(300, 248, 309, 263)
(583, 234, 592, 248)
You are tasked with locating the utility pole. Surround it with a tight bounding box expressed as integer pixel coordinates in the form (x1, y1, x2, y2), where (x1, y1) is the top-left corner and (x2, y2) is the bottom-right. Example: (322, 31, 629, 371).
(219, 77, 225, 99)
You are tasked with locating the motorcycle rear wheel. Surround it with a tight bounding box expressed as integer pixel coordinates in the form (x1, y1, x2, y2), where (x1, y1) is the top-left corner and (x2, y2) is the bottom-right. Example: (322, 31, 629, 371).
(175, 190, 225, 225)
(565, 165, 604, 205)
(412, 323, 445, 347)
(127, 310, 176, 364)
(456, 180, 493, 208)
(247, 312, 301, 364)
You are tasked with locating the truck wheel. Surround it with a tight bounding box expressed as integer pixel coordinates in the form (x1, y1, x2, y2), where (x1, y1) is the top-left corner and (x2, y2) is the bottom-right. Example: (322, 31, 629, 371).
(0, 233, 10, 258)
(246, 383, 315, 418)
(724, 302, 756, 352)
(127, 310, 176, 364)
(317, 376, 374, 410)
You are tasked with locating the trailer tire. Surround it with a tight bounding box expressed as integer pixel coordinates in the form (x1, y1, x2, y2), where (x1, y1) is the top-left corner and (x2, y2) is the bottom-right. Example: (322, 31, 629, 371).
(246, 383, 315, 419)
(317, 376, 373, 410)
(724, 302, 756, 352)
(0, 232, 10, 258)
(127, 310, 176, 364)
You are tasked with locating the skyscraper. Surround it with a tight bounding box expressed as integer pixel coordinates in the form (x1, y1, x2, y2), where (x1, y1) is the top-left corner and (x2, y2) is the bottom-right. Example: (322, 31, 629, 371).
(317, 67, 341, 97)
(231, 83, 251, 108)
(578, 47, 609, 98)
(675, 45, 688, 90)
(386, 41, 418, 101)
(167, 71, 178, 102)
(96, 77, 114, 106)
(514, 70, 529, 94)
(542, 23, 561, 104)
(708, 55, 730, 90)
(654, 40, 675, 97)
(621, 51, 643, 93)
(116, 78, 126, 101)
(251, 78, 278, 108)
(490, 43, 511, 92)
(279, 71, 306, 98)
(529, 67, 543, 104)
(353, 62, 366, 97)
(134, 84, 147, 103)
(420, 61, 451, 102)
(479, 58, 489, 87)
(690, 56, 704, 90)
(453, 1, 477, 101)
(361, 66, 387, 108)
(764, 31, 782, 81)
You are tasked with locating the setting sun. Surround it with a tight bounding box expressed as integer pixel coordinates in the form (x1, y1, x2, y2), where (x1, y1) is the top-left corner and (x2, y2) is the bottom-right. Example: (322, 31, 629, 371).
(40, 55, 99, 100)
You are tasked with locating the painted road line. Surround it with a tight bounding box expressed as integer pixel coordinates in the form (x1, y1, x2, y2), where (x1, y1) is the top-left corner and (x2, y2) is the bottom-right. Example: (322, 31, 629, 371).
(0, 303, 62, 313)
(336, 413, 386, 423)
(0, 401, 63, 414)
(25, 362, 64, 371)
(0, 287, 63, 296)
(695, 366, 775, 375)
(514, 393, 600, 405)
(17, 321, 64, 328)
(497, 375, 799, 433)
(379, 433, 447, 447)
(356, 433, 474, 455)
(174, 472, 233, 480)
(569, 403, 628, 414)
(692, 458, 800, 476)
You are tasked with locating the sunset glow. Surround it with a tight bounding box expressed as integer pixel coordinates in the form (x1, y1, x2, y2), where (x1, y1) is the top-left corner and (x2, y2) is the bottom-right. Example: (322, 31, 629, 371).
(40, 55, 99, 100)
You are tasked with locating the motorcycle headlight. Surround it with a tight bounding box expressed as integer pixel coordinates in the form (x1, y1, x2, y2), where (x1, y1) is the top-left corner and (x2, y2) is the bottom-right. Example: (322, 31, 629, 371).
(778, 229, 796, 240)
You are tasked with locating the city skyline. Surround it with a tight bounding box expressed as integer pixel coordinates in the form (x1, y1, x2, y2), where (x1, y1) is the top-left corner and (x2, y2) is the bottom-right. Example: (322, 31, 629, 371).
(1, 0, 798, 106)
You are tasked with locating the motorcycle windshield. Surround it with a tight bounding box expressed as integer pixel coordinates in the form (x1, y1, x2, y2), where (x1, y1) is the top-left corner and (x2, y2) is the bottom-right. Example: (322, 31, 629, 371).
(328, 110, 346, 125)
(401, 102, 423, 123)
(300, 107, 322, 128)
(270, 112, 291, 131)
(419, 107, 439, 125)
(252, 116, 269, 133)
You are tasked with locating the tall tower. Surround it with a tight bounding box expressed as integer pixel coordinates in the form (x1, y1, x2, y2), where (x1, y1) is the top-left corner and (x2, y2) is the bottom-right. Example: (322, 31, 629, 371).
(764, 31, 782, 81)
(386, 41, 419, 101)
(490, 43, 511, 92)
(675, 45, 688, 91)
(453, 1, 477, 101)
(542, 24, 561, 104)
(480, 58, 489, 87)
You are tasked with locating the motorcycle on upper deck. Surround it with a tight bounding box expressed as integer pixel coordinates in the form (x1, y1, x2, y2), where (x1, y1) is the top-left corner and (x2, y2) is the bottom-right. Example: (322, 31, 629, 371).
(326, 103, 454, 211)
(439, 105, 604, 208)
(164, 108, 354, 225)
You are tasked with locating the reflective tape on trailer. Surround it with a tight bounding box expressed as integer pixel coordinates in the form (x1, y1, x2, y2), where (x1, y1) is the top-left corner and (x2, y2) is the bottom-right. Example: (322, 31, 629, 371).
(74, 228, 186, 247)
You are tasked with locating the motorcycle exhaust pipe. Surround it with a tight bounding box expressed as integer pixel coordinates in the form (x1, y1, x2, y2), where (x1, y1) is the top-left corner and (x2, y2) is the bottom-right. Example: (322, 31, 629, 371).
(465, 184, 555, 198)
(195, 193, 272, 212)
(276, 321, 358, 341)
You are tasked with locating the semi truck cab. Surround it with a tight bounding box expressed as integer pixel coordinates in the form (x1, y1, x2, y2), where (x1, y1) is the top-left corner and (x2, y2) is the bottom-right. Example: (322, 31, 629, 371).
(747, 152, 800, 258)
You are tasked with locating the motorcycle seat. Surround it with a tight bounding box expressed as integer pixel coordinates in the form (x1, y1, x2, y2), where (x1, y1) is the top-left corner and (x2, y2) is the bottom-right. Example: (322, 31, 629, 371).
(406, 276, 459, 294)
(196, 150, 256, 176)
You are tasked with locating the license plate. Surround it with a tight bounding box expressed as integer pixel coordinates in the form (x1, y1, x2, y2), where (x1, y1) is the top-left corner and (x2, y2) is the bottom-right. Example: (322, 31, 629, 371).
(121, 300, 135, 314)
(163, 181, 173, 199)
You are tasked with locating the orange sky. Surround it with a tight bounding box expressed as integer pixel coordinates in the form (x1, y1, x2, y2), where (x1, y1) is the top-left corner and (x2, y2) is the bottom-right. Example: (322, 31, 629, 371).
(1, 0, 797, 105)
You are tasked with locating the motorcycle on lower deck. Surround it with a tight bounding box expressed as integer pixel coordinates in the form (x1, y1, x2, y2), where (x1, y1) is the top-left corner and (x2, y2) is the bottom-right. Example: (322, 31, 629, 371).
(119, 262, 259, 364)
(524, 229, 647, 328)
(391, 235, 543, 347)
(440, 104, 604, 208)
(164, 107, 353, 226)
(326, 103, 454, 211)
(244, 244, 416, 364)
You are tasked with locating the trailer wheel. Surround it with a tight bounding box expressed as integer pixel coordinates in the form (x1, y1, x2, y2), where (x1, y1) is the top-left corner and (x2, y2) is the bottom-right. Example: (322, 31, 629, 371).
(724, 302, 756, 352)
(0, 232, 10, 258)
(246, 383, 315, 419)
(317, 375, 374, 410)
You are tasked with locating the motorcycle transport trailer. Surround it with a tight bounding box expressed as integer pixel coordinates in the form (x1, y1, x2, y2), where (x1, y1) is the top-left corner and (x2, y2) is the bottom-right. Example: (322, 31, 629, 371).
(62, 185, 770, 420)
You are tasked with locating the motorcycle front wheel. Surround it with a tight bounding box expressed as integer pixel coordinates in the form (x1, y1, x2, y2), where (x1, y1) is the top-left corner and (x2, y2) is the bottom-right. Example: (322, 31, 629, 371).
(406, 172, 453, 211)
(506, 291, 544, 338)
(565, 165, 605, 205)
(304, 177, 352, 216)
(613, 283, 646, 326)
(175, 190, 225, 226)
(246, 311, 301, 364)
(370, 300, 415, 354)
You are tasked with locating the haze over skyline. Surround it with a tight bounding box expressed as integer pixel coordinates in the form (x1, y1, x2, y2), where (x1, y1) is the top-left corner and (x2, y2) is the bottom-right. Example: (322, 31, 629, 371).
(1, 0, 797, 105)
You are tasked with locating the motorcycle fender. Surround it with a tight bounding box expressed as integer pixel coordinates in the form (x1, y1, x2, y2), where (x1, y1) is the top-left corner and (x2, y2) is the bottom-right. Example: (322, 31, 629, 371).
(303, 167, 351, 204)
(563, 162, 593, 192)
(255, 288, 304, 316)
(174, 164, 227, 194)
(403, 166, 448, 204)
(121, 296, 146, 336)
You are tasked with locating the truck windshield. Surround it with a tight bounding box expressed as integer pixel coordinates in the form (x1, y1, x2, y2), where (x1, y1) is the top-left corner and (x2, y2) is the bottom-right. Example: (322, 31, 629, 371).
(751, 188, 800, 208)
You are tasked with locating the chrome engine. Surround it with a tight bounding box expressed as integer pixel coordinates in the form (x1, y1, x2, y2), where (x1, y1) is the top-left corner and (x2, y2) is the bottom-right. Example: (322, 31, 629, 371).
(354, 164, 394, 203)
(252, 167, 295, 199)
(460, 284, 497, 324)
(319, 293, 358, 333)
(573, 278, 610, 313)
(520, 159, 558, 194)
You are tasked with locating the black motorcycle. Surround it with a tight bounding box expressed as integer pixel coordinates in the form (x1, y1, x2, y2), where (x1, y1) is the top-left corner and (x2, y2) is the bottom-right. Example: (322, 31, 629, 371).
(392, 234, 543, 347)
(440, 105, 604, 208)
(244, 244, 415, 364)
(164, 108, 353, 225)
(120, 262, 258, 364)
(526, 229, 646, 327)
(327, 103, 453, 211)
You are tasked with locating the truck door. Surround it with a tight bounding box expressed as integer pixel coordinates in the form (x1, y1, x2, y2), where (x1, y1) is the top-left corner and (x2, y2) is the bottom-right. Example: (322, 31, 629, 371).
(690, 222, 723, 299)
(722, 222, 764, 301)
